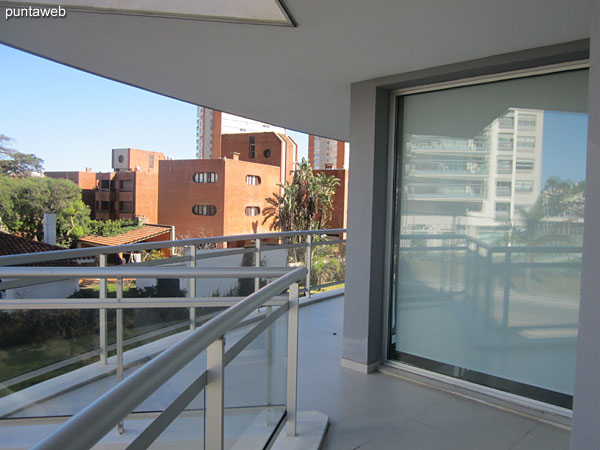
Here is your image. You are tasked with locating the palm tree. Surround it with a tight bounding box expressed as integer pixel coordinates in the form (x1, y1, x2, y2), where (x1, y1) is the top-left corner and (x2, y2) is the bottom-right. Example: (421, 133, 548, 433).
(261, 182, 298, 231)
(262, 158, 340, 232)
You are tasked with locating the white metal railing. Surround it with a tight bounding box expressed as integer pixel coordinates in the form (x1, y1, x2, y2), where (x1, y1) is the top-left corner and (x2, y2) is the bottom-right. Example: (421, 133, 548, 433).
(0, 229, 346, 267)
(2, 265, 306, 449)
(0, 229, 346, 390)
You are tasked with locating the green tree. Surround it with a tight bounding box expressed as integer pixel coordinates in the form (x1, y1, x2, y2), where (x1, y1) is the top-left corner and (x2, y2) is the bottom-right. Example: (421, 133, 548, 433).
(0, 135, 44, 177)
(500, 177, 586, 247)
(310, 236, 345, 286)
(262, 158, 339, 231)
(543, 176, 585, 218)
(87, 218, 142, 237)
(0, 175, 90, 247)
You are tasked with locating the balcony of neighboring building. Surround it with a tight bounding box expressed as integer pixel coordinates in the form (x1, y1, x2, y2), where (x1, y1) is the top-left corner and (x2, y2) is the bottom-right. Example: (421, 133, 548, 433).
(407, 160, 489, 178)
(407, 135, 490, 154)
(405, 180, 488, 200)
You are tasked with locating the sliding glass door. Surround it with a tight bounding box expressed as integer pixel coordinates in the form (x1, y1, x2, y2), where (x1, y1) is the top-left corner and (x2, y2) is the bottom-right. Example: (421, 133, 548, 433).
(389, 67, 589, 408)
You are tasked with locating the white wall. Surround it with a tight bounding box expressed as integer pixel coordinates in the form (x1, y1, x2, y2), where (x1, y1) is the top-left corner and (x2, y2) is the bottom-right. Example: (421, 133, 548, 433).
(136, 248, 288, 297)
(2, 279, 79, 300)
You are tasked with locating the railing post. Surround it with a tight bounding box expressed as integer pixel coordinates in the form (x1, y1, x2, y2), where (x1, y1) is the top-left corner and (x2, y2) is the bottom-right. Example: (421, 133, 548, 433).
(206, 337, 225, 450)
(188, 245, 197, 331)
(439, 238, 446, 293)
(286, 282, 299, 437)
(116, 277, 124, 435)
(464, 241, 472, 302)
(503, 251, 511, 327)
(305, 235, 312, 300)
(255, 238, 262, 292)
(265, 305, 274, 426)
(99, 254, 107, 365)
(484, 249, 493, 328)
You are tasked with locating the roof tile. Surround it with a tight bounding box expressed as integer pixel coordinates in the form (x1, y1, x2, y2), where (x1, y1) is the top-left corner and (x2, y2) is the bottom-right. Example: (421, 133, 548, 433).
(79, 224, 172, 246)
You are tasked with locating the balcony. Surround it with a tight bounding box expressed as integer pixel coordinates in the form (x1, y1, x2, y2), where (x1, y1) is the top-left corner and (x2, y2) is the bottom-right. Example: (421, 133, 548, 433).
(405, 184, 487, 200)
(407, 136, 490, 153)
(0, 231, 572, 449)
(0, 230, 345, 449)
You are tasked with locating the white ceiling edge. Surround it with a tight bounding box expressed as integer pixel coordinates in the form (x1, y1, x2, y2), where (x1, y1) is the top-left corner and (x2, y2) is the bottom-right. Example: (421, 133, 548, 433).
(1, 0, 294, 25)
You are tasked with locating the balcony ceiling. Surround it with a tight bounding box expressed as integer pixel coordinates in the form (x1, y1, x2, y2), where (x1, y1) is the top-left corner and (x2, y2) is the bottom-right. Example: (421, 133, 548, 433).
(0, 0, 593, 141)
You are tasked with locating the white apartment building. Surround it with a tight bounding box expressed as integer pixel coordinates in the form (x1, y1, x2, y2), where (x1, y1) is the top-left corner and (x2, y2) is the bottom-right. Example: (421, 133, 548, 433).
(402, 108, 544, 240)
(308, 135, 349, 169)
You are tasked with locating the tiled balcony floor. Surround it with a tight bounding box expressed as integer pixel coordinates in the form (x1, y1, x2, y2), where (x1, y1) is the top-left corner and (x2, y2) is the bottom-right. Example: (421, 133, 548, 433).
(297, 297, 571, 450)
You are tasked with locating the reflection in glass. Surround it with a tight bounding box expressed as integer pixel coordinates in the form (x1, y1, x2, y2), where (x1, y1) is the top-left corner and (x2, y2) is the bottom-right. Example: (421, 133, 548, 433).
(390, 69, 588, 408)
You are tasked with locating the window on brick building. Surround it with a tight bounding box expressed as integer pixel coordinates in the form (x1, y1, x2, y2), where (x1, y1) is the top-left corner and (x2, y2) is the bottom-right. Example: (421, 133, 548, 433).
(119, 180, 133, 191)
(263, 149, 272, 158)
(119, 201, 133, 213)
(100, 179, 110, 190)
(246, 175, 261, 185)
(193, 172, 218, 183)
(245, 206, 260, 216)
(149, 155, 154, 169)
(249, 136, 256, 159)
(192, 204, 217, 216)
(100, 201, 110, 211)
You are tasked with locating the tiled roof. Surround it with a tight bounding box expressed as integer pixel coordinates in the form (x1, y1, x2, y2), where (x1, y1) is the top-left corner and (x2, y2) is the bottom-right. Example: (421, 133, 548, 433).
(0, 232, 81, 266)
(79, 224, 172, 246)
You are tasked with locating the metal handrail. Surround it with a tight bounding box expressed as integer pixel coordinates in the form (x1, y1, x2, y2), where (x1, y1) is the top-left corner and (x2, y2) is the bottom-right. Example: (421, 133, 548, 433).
(0, 228, 346, 266)
(0, 266, 293, 279)
(32, 267, 307, 450)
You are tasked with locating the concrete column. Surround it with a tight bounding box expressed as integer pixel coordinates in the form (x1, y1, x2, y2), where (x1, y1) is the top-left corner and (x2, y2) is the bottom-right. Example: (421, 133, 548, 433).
(571, 4, 600, 449)
(341, 83, 390, 373)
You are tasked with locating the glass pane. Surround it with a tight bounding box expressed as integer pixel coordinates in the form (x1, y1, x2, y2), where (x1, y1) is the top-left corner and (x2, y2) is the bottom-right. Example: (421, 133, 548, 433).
(223, 309, 288, 450)
(188, 248, 256, 298)
(143, 359, 206, 449)
(311, 241, 346, 293)
(0, 307, 99, 401)
(390, 68, 588, 408)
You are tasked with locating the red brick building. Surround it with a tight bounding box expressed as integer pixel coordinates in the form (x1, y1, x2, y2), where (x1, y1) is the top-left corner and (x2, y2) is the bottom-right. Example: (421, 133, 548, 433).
(45, 169, 98, 217)
(221, 132, 297, 183)
(158, 156, 281, 239)
(112, 147, 165, 173)
(47, 149, 165, 223)
(95, 148, 165, 223)
(48, 139, 296, 240)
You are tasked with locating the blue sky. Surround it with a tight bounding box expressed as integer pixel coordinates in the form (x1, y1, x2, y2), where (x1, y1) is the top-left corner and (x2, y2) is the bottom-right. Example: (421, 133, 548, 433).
(542, 111, 588, 186)
(0, 44, 309, 172)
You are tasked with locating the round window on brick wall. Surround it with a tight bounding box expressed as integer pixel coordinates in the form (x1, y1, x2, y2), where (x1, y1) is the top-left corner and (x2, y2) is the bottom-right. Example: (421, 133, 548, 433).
(192, 205, 217, 216)
(263, 149, 272, 158)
